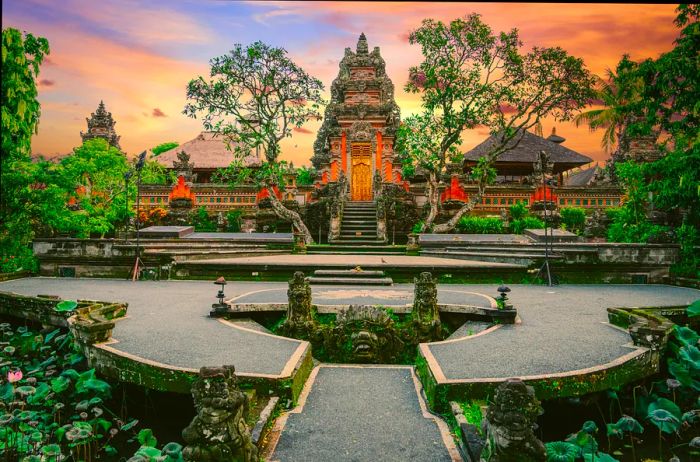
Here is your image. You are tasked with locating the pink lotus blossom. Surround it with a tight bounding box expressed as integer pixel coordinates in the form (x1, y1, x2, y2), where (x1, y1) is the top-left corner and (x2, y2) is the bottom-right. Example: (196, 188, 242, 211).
(8, 369, 22, 383)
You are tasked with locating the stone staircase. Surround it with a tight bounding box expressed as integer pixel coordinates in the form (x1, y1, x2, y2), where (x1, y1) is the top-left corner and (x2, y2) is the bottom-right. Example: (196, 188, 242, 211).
(307, 201, 405, 255)
(307, 269, 393, 285)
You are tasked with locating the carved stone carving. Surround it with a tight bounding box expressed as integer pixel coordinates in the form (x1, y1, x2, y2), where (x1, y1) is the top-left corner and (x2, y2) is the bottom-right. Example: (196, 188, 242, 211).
(182, 366, 258, 462)
(282, 271, 314, 336)
(480, 379, 545, 462)
(172, 150, 197, 184)
(331, 305, 404, 363)
(412, 272, 440, 328)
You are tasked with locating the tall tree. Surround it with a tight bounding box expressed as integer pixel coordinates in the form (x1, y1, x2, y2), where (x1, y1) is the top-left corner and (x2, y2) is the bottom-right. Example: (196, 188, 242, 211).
(0, 28, 50, 271)
(184, 41, 325, 244)
(404, 14, 595, 233)
(573, 59, 644, 154)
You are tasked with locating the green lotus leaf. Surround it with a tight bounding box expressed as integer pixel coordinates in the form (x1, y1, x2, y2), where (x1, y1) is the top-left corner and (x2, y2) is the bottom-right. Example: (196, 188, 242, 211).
(674, 325, 699, 347)
(29, 431, 43, 443)
(613, 415, 643, 434)
(120, 419, 139, 431)
(582, 421, 598, 434)
(687, 299, 700, 318)
(606, 423, 623, 438)
(647, 408, 681, 434)
(54, 300, 78, 312)
(51, 376, 71, 394)
(27, 382, 50, 404)
(16, 385, 36, 397)
(679, 345, 700, 369)
(648, 397, 682, 419)
(567, 431, 598, 455)
(41, 444, 62, 456)
(583, 452, 619, 462)
(137, 428, 157, 448)
(77, 378, 111, 398)
(59, 369, 80, 382)
(682, 410, 699, 424)
(545, 441, 580, 462)
(135, 445, 161, 458)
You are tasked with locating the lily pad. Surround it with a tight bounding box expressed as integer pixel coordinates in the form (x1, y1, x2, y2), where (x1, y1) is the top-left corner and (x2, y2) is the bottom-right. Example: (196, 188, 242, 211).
(54, 300, 78, 312)
(583, 452, 619, 462)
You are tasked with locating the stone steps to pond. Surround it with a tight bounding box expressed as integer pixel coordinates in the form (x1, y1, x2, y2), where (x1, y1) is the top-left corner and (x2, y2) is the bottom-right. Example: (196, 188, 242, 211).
(267, 365, 460, 461)
(308, 269, 393, 285)
(326, 201, 392, 254)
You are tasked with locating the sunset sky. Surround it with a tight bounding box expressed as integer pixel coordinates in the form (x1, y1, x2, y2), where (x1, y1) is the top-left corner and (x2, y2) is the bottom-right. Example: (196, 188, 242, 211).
(2, 1, 681, 166)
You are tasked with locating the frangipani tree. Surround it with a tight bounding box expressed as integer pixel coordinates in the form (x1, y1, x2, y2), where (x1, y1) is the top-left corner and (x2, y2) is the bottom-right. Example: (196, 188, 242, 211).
(184, 41, 325, 244)
(404, 14, 595, 233)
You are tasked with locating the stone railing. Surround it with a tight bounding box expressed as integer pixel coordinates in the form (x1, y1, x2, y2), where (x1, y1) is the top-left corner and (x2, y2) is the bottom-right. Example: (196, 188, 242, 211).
(328, 172, 348, 241)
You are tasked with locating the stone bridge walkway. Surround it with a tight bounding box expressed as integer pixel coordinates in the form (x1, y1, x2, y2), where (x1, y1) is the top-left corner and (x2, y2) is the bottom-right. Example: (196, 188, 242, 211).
(267, 365, 460, 462)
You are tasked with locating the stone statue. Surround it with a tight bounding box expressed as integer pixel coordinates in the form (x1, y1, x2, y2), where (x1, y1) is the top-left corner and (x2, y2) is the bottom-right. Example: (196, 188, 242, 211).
(330, 305, 404, 363)
(412, 272, 440, 328)
(480, 379, 546, 462)
(282, 271, 314, 335)
(182, 366, 258, 462)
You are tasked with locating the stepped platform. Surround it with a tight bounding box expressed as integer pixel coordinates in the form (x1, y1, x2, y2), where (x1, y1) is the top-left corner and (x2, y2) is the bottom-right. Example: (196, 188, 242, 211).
(308, 269, 394, 286)
(173, 254, 526, 282)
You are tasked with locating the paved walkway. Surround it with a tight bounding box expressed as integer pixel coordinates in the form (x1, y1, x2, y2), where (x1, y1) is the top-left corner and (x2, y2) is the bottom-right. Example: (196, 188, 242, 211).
(269, 365, 459, 462)
(0, 278, 306, 377)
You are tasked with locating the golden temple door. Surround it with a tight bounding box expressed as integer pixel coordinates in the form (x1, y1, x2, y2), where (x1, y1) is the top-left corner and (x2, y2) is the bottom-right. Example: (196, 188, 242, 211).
(351, 143, 372, 201)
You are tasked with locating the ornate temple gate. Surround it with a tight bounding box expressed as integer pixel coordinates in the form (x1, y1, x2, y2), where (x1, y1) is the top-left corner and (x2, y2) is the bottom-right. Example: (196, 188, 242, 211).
(351, 143, 372, 201)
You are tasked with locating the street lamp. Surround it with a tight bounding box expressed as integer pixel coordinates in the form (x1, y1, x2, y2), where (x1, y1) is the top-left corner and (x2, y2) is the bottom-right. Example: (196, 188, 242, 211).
(497, 285, 512, 309)
(210, 276, 228, 317)
(533, 150, 555, 287)
(130, 151, 147, 281)
(124, 171, 133, 242)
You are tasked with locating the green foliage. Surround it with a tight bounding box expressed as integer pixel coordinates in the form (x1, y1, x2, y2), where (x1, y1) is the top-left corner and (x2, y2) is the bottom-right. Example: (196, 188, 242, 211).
(150, 142, 179, 156)
(412, 220, 426, 234)
(184, 41, 325, 165)
(225, 209, 243, 232)
(405, 14, 595, 232)
(139, 158, 173, 185)
(510, 216, 545, 234)
(560, 207, 587, 234)
(456, 216, 504, 234)
(509, 202, 528, 221)
(296, 166, 317, 186)
(687, 300, 700, 318)
(190, 206, 217, 232)
(1, 28, 50, 274)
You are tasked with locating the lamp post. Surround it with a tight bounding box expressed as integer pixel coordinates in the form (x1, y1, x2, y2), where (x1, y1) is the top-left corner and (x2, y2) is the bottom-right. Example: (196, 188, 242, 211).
(130, 151, 147, 281)
(210, 276, 228, 317)
(534, 150, 554, 286)
(497, 284, 512, 310)
(124, 171, 133, 242)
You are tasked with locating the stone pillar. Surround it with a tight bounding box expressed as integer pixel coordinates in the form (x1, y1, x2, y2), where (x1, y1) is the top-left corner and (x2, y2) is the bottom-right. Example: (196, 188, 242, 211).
(412, 272, 439, 325)
(480, 379, 545, 462)
(182, 366, 258, 462)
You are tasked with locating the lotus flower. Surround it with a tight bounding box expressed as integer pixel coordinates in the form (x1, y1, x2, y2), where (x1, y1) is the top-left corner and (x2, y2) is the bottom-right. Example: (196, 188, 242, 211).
(7, 369, 22, 383)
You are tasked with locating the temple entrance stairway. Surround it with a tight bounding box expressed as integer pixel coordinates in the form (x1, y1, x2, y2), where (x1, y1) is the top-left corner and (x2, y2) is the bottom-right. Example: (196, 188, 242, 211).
(307, 201, 406, 255)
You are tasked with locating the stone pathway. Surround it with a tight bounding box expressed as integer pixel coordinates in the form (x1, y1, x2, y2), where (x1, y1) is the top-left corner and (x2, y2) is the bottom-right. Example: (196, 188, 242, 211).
(268, 365, 459, 462)
(0, 278, 306, 377)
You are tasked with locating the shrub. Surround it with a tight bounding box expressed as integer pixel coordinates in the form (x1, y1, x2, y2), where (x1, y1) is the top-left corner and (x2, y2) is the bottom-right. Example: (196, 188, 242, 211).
(508, 202, 528, 221)
(412, 220, 425, 234)
(190, 206, 217, 232)
(225, 210, 243, 232)
(560, 207, 586, 234)
(456, 216, 504, 234)
(510, 216, 545, 234)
